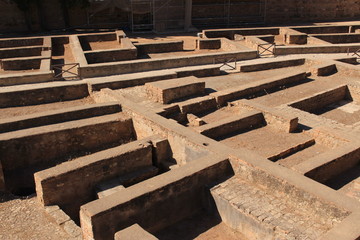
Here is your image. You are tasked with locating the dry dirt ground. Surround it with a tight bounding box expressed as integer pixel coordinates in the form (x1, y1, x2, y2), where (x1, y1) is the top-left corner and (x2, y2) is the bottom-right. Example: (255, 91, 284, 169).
(0, 192, 72, 240)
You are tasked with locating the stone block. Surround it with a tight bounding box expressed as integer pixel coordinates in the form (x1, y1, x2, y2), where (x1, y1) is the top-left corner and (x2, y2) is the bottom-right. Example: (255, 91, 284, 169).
(197, 39, 221, 50)
(187, 114, 206, 127)
(311, 63, 338, 76)
(179, 96, 217, 114)
(197, 111, 265, 139)
(151, 138, 172, 165)
(145, 76, 205, 104)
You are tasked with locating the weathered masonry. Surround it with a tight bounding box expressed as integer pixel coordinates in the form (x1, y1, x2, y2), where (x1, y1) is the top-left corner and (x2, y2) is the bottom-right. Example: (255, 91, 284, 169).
(0, 23, 360, 240)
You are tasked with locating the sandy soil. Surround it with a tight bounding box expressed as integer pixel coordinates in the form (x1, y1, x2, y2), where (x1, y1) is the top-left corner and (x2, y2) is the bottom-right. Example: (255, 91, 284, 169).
(0, 192, 72, 240)
(220, 125, 315, 159)
(89, 40, 121, 50)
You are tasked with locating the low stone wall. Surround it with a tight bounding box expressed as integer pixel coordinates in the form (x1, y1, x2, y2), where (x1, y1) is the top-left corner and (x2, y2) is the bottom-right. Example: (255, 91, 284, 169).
(134, 40, 184, 55)
(88, 70, 177, 91)
(1, 56, 43, 70)
(197, 39, 221, 50)
(145, 76, 205, 104)
(289, 85, 349, 113)
(121, 37, 136, 49)
(0, 46, 42, 59)
(115, 224, 158, 240)
(35, 137, 160, 220)
(203, 27, 280, 40)
(233, 99, 299, 133)
(0, 102, 121, 133)
(274, 44, 360, 55)
(79, 50, 257, 78)
(335, 56, 358, 65)
(78, 33, 117, 43)
(69, 35, 88, 66)
(310, 33, 360, 44)
(0, 71, 54, 87)
(0, 113, 135, 193)
(179, 96, 217, 114)
(197, 111, 265, 139)
(281, 28, 308, 45)
(311, 63, 338, 76)
(0, 82, 89, 107)
(211, 70, 307, 106)
(85, 48, 137, 64)
(0, 37, 43, 48)
(292, 26, 350, 34)
(79, 155, 233, 240)
(244, 36, 269, 50)
(297, 144, 360, 184)
(240, 58, 305, 72)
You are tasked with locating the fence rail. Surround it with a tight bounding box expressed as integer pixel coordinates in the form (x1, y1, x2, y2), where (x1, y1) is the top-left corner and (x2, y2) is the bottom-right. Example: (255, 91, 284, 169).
(52, 63, 80, 80)
(257, 43, 275, 57)
(214, 57, 237, 70)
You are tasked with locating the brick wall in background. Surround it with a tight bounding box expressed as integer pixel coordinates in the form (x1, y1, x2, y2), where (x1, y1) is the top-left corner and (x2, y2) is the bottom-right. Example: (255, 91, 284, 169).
(0, 0, 27, 32)
(0, 0, 360, 33)
(266, 0, 360, 24)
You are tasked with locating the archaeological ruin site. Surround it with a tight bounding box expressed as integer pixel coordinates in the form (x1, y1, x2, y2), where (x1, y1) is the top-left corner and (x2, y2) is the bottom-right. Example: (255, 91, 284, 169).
(0, 0, 360, 239)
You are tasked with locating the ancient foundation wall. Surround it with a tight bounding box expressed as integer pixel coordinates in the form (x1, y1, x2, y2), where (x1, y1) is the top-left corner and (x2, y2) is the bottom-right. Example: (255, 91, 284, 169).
(35, 138, 156, 220)
(79, 155, 233, 240)
(290, 85, 349, 113)
(266, 0, 360, 24)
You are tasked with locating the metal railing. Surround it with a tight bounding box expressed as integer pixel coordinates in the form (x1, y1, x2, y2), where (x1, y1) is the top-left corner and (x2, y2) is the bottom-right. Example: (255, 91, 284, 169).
(257, 43, 275, 57)
(214, 57, 237, 70)
(52, 63, 80, 80)
(351, 49, 360, 58)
